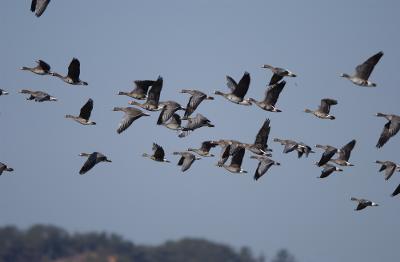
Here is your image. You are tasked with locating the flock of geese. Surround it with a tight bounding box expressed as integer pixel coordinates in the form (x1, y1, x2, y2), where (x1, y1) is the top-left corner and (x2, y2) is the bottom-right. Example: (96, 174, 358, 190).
(1, 1, 399, 212)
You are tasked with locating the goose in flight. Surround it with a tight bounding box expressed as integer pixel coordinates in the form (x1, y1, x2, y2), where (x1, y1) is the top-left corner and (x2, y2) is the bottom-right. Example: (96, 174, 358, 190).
(0, 162, 13, 176)
(173, 152, 201, 172)
(240, 118, 272, 155)
(51, 58, 88, 85)
(66, 98, 96, 125)
(317, 163, 343, 178)
(304, 98, 337, 120)
(375, 160, 400, 181)
(247, 81, 286, 112)
(113, 107, 150, 134)
(129, 76, 163, 111)
(273, 138, 299, 154)
(215, 140, 240, 166)
(0, 89, 9, 96)
(178, 113, 214, 138)
(261, 64, 296, 85)
(30, 0, 51, 17)
(351, 197, 379, 211)
(79, 152, 111, 175)
(214, 72, 252, 105)
(250, 155, 280, 181)
(218, 146, 247, 174)
(329, 140, 356, 166)
(315, 144, 341, 167)
(375, 113, 400, 148)
(156, 101, 185, 125)
(296, 142, 314, 158)
(341, 51, 383, 87)
(118, 80, 155, 100)
(181, 89, 214, 119)
(142, 143, 170, 162)
(19, 89, 57, 102)
(21, 60, 53, 75)
(188, 140, 218, 157)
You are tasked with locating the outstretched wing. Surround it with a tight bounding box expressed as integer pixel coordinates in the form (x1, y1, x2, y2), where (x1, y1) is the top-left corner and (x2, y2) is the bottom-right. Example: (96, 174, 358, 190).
(147, 76, 163, 106)
(338, 139, 356, 161)
(264, 81, 286, 106)
(317, 148, 337, 166)
(117, 115, 134, 134)
(153, 143, 165, 160)
(67, 58, 81, 81)
(184, 93, 205, 118)
(254, 118, 270, 149)
(376, 121, 400, 148)
(232, 72, 250, 99)
(269, 74, 283, 86)
(79, 153, 97, 175)
(230, 147, 245, 168)
(354, 51, 383, 80)
(226, 75, 238, 91)
(319, 98, 337, 114)
(79, 99, 93, 120)
(37, 60, 51, 72)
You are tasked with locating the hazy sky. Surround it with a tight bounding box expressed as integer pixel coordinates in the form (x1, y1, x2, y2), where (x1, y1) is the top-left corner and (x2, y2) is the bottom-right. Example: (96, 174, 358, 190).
(1, 1, 400, 261)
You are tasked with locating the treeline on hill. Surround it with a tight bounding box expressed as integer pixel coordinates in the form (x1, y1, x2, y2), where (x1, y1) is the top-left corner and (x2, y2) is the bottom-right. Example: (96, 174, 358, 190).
(0, 225, 296, 262)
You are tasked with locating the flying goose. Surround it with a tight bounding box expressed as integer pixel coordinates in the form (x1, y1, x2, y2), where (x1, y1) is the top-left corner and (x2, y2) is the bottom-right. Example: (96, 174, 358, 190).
(351, 197, 379, 211)
(315, 144, 341, 167)
(156, 101, 185, 125)
(19, 89, 57, 102)
(273, 138, 299, 154)
(181, 89, 214, 119)
(341, 51, 383, 87)
(329, 139, 356, 166)
(261, 64, 296, 85)
(161, 113, 183, 131)
(240, 118, 272, 155)
(317, 163, 343, 178)
(296, 142, 314, 158)
(0, 162, 13, 176)
(375, 160, 400, 181)
(214, 72, 252, 105)
(0, 89, 9, 96)
(51, 58, 88, 86)
(219, 146, 247, 174)
(304, 98, 337, 120)
(113, 107, 150, 134)
(21, 60, 53, 75)
(214, 139, 242, 166)
(178, 113, 214, 138)
(129, 76, 163, 111)
(250, 155, 280, 181)
(375, 113, 400, 148)
(173, 152, 201, 172)
(66, 98, 96, 125)
(392, 184, 400, 197)
(30, 0, 51, 17)
(247, 81, 286, 112)
(118, 80, 155, 100)
(79, 152, 111, 175)
(188, 140, 218, 157)
(142, 143, 170, 162)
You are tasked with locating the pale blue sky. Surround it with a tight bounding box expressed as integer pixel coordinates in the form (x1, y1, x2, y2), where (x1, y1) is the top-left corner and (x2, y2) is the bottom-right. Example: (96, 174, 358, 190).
(1, 1, 400, 261)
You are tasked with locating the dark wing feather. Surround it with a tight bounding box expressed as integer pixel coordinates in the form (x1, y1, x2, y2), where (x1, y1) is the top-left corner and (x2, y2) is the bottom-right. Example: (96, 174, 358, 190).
(338, 140, 356, 161)
(181, 156, 194, 172)
(377, 121, 400, 148)
(254, 159, 273, 180)
(264, 81, 286, 105)
(184, 94, 205, 118)
(317, 148, 337, 166)
(320, 165, 335, 178)
(391, 184, 400, 197)
(147, 77, 163, 106)
(319, 99, 337, 114)
(254, 119, 270, 149)
(153, 144, 165, 160)
(232, 72, 250, 98)
(200, 141, 216, 152)
(218, 145, 231, 165)
(230, 147, 245, 168)
(177, 156, 185, 166)
(67, 58, 81, 81)
(269, 74, 283, 86)
(283, 142, 297, 153)
(37, 60, 51, 72)
(79, 99, 93, 120)
(355, 203, 367, 211)
(133, 80, 154, 94)
(384, 165, 396, 180)
(226, 75, 238, 91)
(355, 51, 383, 80)
(79, 153, 97, 174)
(31, 0, 37, 12)
(34, 0, 50, 17)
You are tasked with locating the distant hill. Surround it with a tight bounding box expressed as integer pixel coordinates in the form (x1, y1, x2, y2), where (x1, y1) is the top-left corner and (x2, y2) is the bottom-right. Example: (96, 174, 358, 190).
(0, 224, 296, 262)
